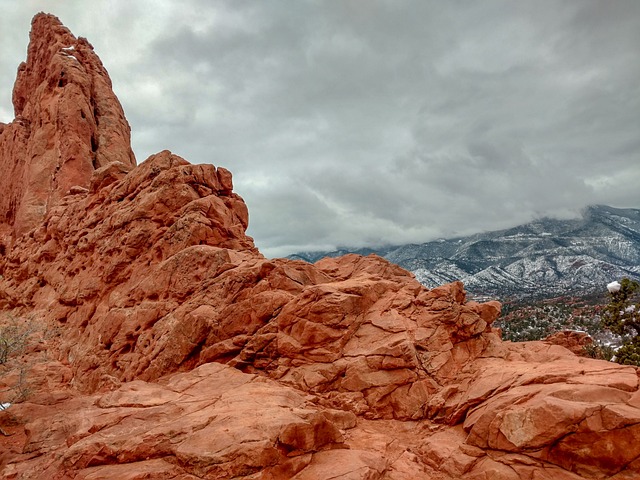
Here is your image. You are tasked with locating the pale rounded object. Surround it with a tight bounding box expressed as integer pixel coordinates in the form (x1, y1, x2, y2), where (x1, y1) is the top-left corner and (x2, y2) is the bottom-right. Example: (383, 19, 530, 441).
(607, 281, 622, 293)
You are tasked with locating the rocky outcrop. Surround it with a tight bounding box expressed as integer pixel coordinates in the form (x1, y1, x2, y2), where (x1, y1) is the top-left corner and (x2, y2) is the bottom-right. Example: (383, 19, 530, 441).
(0, 13, 135, 247)
(1, 13, 640, 480)
(544, 329, 594, 356)
(3, 363, 358, 479)
(0, 143, 498, 416)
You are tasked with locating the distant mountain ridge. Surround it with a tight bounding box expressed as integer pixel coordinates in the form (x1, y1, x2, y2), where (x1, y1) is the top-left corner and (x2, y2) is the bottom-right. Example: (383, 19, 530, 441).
(289, 205, 640, 299)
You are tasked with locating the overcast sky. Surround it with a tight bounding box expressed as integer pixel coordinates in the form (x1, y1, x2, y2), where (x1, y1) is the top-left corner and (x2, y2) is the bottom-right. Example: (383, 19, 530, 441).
(1, 1, 639, 257)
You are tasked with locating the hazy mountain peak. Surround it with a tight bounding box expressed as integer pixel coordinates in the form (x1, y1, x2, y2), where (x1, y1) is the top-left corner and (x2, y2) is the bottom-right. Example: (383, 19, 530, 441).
(291, 205, 640, 299)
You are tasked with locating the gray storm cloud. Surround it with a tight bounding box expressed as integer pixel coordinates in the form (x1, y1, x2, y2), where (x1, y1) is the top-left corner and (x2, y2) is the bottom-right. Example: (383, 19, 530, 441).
(1, 0, 639, 257)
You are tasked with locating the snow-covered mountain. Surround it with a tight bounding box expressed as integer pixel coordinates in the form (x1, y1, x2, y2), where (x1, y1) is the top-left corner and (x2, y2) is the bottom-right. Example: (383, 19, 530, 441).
(289, 205, 640, 299)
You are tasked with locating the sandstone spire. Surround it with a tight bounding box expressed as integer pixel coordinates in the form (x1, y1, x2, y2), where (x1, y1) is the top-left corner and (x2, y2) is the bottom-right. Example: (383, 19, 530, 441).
(0, 13, 136, 245)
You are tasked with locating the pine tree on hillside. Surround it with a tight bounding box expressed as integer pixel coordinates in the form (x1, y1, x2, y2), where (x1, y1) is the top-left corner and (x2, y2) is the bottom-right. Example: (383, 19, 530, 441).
(602, 278, 640, 366)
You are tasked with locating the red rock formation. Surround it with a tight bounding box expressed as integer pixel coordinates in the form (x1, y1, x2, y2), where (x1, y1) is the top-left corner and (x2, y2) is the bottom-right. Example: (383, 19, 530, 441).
(544, 329, 593, 356)
(0, 13, 135, 247)
(1, 13, 640, 480)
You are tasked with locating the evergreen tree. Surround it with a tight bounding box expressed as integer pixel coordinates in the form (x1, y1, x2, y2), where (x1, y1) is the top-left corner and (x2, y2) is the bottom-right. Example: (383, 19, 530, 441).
(602, 278, 640, 366)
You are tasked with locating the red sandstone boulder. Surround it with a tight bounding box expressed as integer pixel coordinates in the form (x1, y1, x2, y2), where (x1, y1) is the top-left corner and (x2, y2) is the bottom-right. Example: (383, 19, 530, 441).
(3, 363, 354, 478)
(543, 329, 593, 356)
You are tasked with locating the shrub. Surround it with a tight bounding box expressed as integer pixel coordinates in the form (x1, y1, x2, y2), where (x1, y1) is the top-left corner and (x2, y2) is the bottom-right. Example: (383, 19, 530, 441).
(0, 321, 31, 365)
(0, 317, 34, 408)
(582, 342, 616, 361)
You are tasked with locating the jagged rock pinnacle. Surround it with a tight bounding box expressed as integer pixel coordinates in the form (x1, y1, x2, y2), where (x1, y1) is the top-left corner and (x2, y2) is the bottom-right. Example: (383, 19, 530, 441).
(0, 13, 136, 245)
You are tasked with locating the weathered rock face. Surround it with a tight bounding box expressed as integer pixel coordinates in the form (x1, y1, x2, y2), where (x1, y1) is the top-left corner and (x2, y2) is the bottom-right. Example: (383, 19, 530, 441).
(3, 363, 358, 479)
(1, 13, 640, 480)
(543, 329, 593, 356)
(0, 13, 135, 247)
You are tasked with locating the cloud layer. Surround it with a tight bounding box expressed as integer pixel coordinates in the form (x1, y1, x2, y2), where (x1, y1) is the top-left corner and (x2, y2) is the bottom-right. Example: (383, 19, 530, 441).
(1, 1, 639, 257)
